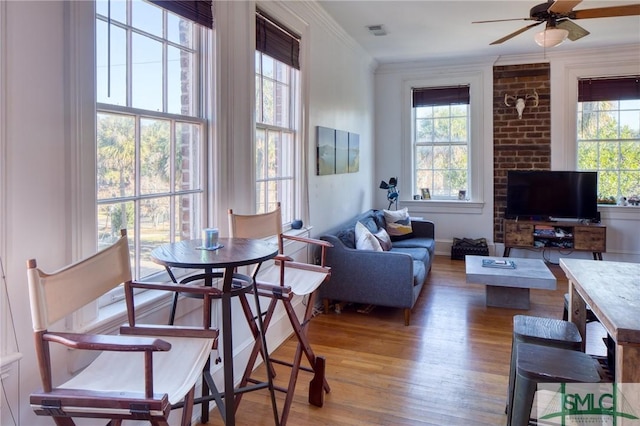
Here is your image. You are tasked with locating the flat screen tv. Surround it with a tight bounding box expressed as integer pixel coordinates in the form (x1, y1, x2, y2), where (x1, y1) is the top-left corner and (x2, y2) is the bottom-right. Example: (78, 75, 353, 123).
(506, 171, 598, 221)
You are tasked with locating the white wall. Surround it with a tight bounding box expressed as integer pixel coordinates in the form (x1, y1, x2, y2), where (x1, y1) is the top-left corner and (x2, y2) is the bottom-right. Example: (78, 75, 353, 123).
(284, 3, 377, 235)
(3, 2, 71, 426)
(0, 1, 376, 425)
(374, 46, 640, 262)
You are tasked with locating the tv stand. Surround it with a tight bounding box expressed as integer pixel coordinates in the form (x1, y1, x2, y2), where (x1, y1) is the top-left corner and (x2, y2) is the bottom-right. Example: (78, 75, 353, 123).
(503, 219, 605, 260)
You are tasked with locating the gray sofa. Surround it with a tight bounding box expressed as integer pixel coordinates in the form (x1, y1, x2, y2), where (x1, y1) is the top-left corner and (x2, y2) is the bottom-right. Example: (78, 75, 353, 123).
(318, 209, 435, 325)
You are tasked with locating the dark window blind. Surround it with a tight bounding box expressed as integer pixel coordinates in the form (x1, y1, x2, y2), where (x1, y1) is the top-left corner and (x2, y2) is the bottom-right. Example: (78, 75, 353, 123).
(578, 77, 640, 102)
(147, 0, 213, 29)
(413, 86, 470, 107)
(256, 10, 300, 70)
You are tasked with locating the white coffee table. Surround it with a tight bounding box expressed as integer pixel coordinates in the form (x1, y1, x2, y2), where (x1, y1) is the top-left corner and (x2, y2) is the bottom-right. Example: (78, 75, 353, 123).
(465, 255, 556, 309)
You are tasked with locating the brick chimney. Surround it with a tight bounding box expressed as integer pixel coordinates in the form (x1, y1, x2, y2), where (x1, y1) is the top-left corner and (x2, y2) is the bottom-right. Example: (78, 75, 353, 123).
(493, 63, 551, 243)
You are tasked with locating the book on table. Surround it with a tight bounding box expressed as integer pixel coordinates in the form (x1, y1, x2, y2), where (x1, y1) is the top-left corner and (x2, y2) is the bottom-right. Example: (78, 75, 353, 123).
(482, 259, 516, 269)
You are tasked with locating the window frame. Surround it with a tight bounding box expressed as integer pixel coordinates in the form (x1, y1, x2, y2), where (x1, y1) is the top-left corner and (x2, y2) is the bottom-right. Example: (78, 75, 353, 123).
(552, 54, 640, 190)
(575, 76, 640, 201)
(90, 2, 214, 312)
(254, 39, 301, 225)
(401, 70, 487, 208)
(550, 55, 638, 208)
(411, 88, 471, 200)
(0, 0, 13, 360)
(576, 97, 640, 200)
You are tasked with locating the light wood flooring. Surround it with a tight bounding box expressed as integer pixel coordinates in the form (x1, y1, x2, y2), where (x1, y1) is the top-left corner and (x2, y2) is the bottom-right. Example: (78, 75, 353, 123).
(199, 255, 606, 426)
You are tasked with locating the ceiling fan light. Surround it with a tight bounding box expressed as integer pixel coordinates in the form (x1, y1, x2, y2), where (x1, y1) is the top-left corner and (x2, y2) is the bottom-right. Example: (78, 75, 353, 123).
(534, 27, 569, 47)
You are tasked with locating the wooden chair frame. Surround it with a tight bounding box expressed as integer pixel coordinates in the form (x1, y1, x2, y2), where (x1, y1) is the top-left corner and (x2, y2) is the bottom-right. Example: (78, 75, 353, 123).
(27, 230, 220, 426)
(228, 204, 333, 425)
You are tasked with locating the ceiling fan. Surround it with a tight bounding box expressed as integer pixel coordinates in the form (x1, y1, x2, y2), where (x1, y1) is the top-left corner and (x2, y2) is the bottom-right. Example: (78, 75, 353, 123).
(474, 0, 640, 47)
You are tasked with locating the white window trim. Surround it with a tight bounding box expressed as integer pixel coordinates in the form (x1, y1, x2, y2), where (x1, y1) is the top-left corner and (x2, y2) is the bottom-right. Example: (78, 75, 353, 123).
(550, 47, 640, 217)
(551, 47, 640, 170)
(411, 99, 470, 200)
(0, 0, 5, 264)
(0, 0, 17, 364)
(255, 1, 309, 225)
(401, 68, 490, 209)
(255, 53, 300, 223)
(67, 1, 100, 330)
(67, 1, 214, 331)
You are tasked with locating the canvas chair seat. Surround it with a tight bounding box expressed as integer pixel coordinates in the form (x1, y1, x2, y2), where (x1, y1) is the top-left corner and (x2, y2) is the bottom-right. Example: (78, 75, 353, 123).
(257, 264, 327, 296)
(59, 336, 213, 406)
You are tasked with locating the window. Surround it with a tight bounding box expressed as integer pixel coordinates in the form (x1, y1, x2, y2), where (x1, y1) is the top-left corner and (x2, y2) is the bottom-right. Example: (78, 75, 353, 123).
(95, 0, 211, 287)
(412, 86, 470, 199)
(577, 77, 640, 201)
(255, 11, 300, 224)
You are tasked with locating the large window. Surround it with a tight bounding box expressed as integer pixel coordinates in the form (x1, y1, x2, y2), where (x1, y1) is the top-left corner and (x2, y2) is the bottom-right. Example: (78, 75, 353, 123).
(412, 86, 470, 199)
(96, 0, 210, 282)
(577, 77, 640, 202)
(255, 11, 300, 224)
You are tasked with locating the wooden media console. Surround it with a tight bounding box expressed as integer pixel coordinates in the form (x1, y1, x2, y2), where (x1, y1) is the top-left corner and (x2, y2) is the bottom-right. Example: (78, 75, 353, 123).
(503, 219, 606, 260)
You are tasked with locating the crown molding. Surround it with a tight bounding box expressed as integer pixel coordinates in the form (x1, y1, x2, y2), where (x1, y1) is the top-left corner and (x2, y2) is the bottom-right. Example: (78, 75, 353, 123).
(376, 55, 497, 75)
(493, 43, 640, 66)
(374, 43, 639, 73)
(277, 1, 378, 72)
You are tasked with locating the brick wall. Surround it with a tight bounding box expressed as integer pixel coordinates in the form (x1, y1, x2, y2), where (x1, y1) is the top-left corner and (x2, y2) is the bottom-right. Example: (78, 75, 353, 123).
(493, 63, 551, 243)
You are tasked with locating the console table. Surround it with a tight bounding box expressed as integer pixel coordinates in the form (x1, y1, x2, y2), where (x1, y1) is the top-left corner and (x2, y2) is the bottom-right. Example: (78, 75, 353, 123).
(503, 219, 606, 260)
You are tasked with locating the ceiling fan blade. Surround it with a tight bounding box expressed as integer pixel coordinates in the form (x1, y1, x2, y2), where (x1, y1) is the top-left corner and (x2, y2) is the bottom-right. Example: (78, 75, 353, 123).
(490, 21, 544, 45)
(548, 0, 583, 15)
(571, 4, 640, 19)
(472, 18, 531, 24)
(556, 19, 590, 41)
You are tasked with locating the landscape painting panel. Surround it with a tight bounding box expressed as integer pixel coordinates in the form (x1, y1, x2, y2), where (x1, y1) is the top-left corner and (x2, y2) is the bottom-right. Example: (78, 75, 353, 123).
(335, 130, 349, 174)
(348, 132, 360, 173)
(317, 126, 335, 175)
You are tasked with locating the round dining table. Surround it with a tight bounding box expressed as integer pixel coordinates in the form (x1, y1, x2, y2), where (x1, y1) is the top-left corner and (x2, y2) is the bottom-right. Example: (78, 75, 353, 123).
(150, 237, 279, 425)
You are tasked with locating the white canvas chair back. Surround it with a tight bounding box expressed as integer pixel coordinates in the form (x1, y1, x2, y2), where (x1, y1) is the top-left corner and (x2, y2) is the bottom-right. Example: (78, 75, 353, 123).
(27, 233, 131, 332)
(228, 203, 328, 296)
(228, 204, 284, 252)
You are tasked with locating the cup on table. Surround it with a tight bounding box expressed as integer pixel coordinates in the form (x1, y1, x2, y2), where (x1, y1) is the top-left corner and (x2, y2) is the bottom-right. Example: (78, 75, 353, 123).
(202, 227, 219, 249)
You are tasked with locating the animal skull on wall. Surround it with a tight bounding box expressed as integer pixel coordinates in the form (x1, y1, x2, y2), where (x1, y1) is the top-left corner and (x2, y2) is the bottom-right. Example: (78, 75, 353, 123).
(504, 90, 539, 119)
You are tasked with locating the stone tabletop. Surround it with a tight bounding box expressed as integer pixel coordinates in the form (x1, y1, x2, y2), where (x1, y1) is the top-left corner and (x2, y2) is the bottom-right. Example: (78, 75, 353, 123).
(465, 256, 557, 290)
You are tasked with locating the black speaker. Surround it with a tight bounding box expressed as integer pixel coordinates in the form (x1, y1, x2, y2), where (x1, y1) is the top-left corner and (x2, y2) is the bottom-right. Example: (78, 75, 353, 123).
(594, 211, 601, 223)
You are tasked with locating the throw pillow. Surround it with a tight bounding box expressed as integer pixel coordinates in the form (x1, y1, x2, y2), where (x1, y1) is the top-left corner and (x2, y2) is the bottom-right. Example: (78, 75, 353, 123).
(374, 227, 393, 251)
(359, 216, 379, 234)
(355, 221, 383, 252)
(383, 207, 413, 239)
(337, 228, 356, 249)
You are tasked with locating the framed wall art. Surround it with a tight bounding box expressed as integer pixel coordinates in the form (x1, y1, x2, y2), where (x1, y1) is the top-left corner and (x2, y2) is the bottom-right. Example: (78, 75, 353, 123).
(316, 126, 360, 176)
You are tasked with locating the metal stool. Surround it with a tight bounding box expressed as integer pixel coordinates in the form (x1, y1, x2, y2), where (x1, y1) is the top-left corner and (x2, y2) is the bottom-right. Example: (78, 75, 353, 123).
(508, 343, 603, 426)
(506, 315, 582, 415)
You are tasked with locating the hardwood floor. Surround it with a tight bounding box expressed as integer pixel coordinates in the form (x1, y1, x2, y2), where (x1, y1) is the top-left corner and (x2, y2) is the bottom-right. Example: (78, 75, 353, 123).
(198, 255, 604, 425)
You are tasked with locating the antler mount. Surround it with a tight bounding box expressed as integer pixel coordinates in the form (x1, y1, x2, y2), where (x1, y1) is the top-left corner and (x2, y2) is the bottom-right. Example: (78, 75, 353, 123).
(505, 90, 539, 119)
